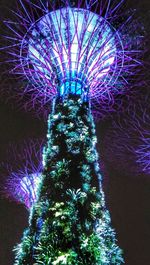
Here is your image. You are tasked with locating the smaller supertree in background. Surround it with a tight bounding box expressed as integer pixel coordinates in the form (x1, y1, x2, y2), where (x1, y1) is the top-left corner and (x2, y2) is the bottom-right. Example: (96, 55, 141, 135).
(101, 90, 150, 177)
(1, 139, 44, 209)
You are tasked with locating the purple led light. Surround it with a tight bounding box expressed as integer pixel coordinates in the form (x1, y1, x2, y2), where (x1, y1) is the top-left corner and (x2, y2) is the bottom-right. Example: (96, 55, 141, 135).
(1, 0, 144, 119)
(26, 7, 121, 98)
(102, 92, 150, 176)
(1, 139, 44, 208)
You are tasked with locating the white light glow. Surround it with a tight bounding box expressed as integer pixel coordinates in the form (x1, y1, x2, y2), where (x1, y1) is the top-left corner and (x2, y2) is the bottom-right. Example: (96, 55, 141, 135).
(28, 7, 117, 92)
(20, 173, 42, 205)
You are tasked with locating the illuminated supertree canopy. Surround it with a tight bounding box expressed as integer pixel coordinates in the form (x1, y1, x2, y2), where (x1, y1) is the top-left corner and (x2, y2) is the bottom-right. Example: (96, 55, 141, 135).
(0, 0, 147, 264)
(1, 139, 44, 209)
(1, 0, 144, 119)
(23, 7, 122, 99)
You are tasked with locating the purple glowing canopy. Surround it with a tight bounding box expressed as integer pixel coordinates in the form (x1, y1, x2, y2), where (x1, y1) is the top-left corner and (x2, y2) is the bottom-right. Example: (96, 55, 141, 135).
(1, 139, 44, 209)
(9, 172, 42, 209)
(2, 0, 143, 118)
(26, 7, 123, 99)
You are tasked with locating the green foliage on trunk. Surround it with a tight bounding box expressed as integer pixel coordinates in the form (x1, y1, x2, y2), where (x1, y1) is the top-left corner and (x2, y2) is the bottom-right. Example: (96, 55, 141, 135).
(14, 96, 123, 264)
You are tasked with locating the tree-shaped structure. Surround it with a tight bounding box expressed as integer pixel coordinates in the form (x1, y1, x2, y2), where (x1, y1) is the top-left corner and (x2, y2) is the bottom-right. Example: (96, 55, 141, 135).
(1, 139, 44, 209)
(2, 0, 144, 264)
(101, 91, 150, 177)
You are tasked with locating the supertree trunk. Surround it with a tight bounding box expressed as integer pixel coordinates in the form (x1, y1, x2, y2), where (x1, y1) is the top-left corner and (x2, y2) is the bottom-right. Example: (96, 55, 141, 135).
(14, 96, 123, 265)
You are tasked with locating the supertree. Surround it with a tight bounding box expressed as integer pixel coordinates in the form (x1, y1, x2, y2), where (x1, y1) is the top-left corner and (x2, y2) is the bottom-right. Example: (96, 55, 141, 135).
(1, 0, 145, 264)
(101, 90, 150, 177)
(1, 139, 44, 209)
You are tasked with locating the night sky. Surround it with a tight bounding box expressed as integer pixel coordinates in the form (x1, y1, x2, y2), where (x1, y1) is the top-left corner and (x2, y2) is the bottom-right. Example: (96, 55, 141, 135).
(0, 0, 150, 265)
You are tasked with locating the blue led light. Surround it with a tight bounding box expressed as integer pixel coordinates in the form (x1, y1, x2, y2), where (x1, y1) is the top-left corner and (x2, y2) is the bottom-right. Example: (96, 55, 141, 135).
(60, 81, 82, 95)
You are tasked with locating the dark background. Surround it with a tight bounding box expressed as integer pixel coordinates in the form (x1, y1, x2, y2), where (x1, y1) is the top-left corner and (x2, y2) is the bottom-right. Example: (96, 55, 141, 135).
(0, 0, 150, 265)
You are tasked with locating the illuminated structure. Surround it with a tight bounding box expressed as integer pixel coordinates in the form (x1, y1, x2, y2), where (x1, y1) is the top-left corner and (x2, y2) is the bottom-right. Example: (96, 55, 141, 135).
(1, 140, 43, 209)
(102, 92, 150, 176)
(23, 6, 122, 101)
(2, 0, 141, 119)
(2, 0, 144, 264)
(14, 99, 124, 264)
